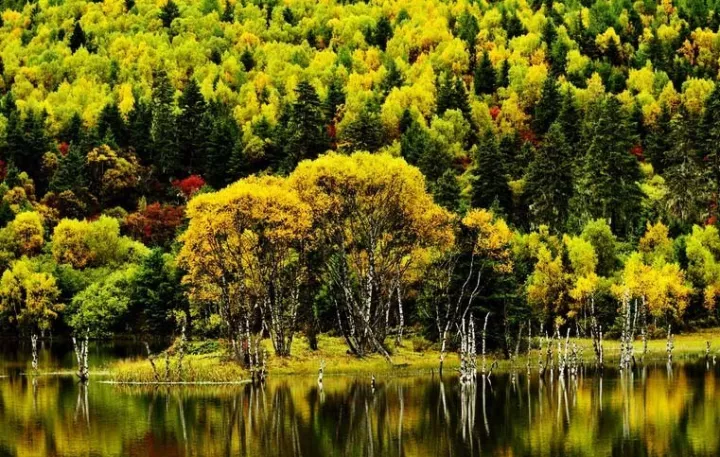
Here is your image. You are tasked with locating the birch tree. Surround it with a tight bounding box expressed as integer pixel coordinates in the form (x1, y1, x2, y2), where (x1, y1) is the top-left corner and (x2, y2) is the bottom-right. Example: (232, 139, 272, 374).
(422, 208, 513, 374)
(179, 175, 312, 359)
(290, 152, 454, 358)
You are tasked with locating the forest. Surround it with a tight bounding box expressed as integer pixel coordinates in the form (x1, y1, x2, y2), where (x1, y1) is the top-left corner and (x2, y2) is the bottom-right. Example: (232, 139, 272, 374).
(0, 0, 719, 362)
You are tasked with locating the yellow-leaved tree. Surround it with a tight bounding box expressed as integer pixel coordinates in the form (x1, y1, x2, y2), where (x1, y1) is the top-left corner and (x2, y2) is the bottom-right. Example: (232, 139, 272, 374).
(51, 216, 148, 269)
(565, 234, 601, 328)
(433, 208, 513, 373)
(615, 222, 691, 331)
(0, 259, 63, 336)
(178, 175, 312, 359)
(685, 225, 720, 311)
(290, 152, 454, 358)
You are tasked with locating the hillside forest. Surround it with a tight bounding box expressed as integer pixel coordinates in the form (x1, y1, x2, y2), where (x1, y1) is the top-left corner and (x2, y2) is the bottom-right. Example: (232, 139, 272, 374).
(0, 0, 720, 359)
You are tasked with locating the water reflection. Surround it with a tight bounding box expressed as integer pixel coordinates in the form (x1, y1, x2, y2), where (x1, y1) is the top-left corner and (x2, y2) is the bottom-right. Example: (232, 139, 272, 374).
(1, 348, 720, 456)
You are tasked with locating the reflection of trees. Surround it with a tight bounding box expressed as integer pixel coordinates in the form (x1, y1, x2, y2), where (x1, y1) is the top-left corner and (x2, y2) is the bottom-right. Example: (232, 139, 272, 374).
(2, 366, 720, 456)
(74, 382, 89, 428)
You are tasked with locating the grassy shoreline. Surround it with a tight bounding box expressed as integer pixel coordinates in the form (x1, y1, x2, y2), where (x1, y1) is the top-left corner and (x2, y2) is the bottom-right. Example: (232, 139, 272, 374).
(107, 329, 720, 383)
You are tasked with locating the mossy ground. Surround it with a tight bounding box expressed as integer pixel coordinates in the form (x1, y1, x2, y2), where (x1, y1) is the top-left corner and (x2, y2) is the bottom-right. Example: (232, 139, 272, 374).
(107, 329, 720, 383)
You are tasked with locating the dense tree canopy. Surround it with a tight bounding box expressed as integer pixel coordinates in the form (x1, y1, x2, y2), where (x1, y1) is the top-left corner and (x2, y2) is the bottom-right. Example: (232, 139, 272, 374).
(0, 0, 719, 358)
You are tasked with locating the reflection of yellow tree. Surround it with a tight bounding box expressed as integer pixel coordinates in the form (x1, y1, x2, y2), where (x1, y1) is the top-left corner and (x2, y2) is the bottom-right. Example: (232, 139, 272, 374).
(2, 367, 720, 457)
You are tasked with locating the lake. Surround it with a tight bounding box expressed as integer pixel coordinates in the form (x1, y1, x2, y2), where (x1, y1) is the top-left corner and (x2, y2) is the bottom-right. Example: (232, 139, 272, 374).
(0, 340, 718, 456)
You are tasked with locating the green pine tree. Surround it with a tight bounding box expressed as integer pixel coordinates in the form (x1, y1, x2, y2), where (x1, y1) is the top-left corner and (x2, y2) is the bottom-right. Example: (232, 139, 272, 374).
(645, 104, 672, 174)
(202, 104, 239, 187)
(471, 130, 512, 213)
(549, 38, 568, 76)
(221, 0, 234, 22)
(474, 51, 496, 95)
(525, 122, 573, 231)
(575, 96, 643, 235)
(281, 81, 329, 171)
(177, 79, 208, 174)
(432, 169, 462, 212)
(380, 58, 404, 97)
(5, 110, 50, 183)
(0, 92, 15, 118)
(457, 10, 479, 70)
(702, 84, 720, 221)
(436, 74, 471, 119)
(50, 144, 89, 194)
(97, 102, 129, 149)
(159, 0, 180, 28)
(499, 132, 525, 178)
(556, 90, 580, 149)
(60, 112, 84, 145)
(662, 107, 710, 224)
(541, 18, 556, 46)
(373, 16, 393, 51)
(150, 70, 179, 178)
(128, 99, 153, 164)
(340, 103, 385, 152)
(130, 249, 188, 336)
(324, 72, 345, 120)
(69, 22, 86, 53)
(533, 76, 561, 135)
(400, 117, 429, 165)
(497, 59, 510, 88)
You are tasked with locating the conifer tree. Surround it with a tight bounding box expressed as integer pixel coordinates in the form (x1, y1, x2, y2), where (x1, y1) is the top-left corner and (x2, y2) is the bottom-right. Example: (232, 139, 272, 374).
(498, 59, 510, 88)
(541, 18, 556, 46)
(701, 84, 720, 219)
(556, 90, 580, 149)
(240, 49, 255, 71)
(5, 110, 50, 183)
(324, 73, 345, 120)
(69, 22, 86, 53)
(398, 108, 414, 135)
(471, 130, 512, 213)
(575, 96, 642, 235)
(549, 38, 568, 76)
(498, 132, 524, 178)
(202, 104, 238, 187)
(526, 122, 573, 231)
(373, 16, 393, 51)
(159, 0, 180, 28)
(457, 10, 479, 70)
(128, 99, 153, 165)
(97, 103, 129, 149)
(400, 117, 429, 165)
(0, 92, 15, 118)
(457, 10, 479, 47)
(251, 115, 280, 171)
(474, 51, 496, 95)
(177, 79, 208, 174)
(340, 103, 385, 152)
(130, 249, 188, 336)
(281, 81, 329, 171)
(436, 75, 471, 119)
(150, 70, 179, 178)
(50, 144, 89, 194)
(533, 76, 561, 135)
(645, 104, 672, 174)
(502, 11, 525, 39)
(221, 0, 234, 22)
(380, 58, 404, 97)
(663, 108, 711, 223)
(61, 113, 84, 146)
(432, 169, 462, 212)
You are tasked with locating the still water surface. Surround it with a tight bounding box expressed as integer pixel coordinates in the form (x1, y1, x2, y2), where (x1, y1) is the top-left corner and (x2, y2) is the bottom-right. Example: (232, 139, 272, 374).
(0, 341, 719, 457)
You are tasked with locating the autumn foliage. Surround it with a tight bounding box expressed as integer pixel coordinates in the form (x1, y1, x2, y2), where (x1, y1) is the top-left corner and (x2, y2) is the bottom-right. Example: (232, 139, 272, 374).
(124, 203, 185, 247)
